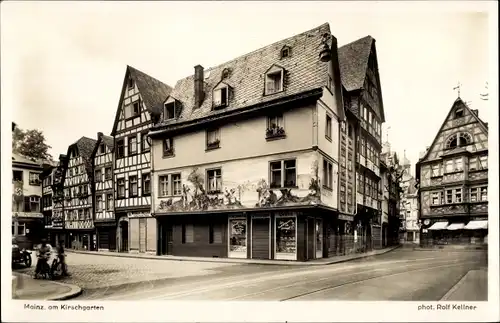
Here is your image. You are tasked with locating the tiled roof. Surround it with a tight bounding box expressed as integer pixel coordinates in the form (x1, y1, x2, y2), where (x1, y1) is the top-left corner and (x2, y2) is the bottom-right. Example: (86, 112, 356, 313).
(128, 66, 173, 117)
(12, 153, 43, 167)
(101, 134, 114, 150)
(111, 66, 172, 135)
(338, 36, 373, 92)
(69, 136, 97, 176)
(153, 23, 331, 128)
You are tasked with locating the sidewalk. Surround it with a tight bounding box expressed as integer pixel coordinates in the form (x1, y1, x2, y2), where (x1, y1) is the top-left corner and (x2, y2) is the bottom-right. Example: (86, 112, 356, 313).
(12, 273, 82, 301)
(440, 268, 488, 301)
(414, 245, 487, 251)
(67, 245, 400, 266)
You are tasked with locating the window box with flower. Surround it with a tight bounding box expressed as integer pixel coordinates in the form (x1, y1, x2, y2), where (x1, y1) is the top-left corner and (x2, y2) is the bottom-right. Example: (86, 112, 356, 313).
(206, 139, 220, 150)
(266, 125, 286, 140)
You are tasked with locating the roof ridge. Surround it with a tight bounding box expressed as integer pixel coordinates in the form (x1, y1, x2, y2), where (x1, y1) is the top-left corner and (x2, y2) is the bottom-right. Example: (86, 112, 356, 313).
(128, 65, 173, 90)
(177, 23, 330, 82)
(339, 35, 373, 49)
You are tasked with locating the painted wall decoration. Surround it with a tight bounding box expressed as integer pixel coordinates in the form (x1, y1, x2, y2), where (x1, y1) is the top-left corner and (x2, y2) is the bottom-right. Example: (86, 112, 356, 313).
(156, 160, 323, 213)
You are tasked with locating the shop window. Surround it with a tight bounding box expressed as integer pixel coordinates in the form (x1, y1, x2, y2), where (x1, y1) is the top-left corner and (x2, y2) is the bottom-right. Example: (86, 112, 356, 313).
(229, 219, 247, 255)
(275, 217, 296, 259)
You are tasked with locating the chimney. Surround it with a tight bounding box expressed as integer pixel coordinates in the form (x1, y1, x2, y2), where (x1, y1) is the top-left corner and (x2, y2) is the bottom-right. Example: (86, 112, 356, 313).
(194, 65, 205, 108)
(98, 132, 103, 139)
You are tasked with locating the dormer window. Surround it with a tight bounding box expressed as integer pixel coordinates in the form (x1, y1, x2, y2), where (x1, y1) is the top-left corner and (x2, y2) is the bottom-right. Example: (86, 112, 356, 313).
(455, 108, 464, 118)
(164, 102, 176, 120)
(98, 144, 105, 155)
(221, 68, 231, 80)
(280, 46, 291, 59)
(265, 65, 285, 95)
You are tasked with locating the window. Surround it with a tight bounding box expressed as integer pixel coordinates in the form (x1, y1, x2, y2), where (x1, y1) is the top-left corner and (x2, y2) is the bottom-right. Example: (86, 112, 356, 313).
(368, 111, 372, 125)
(360, 138, 365, 156)
(30, 196, 40, 212)
(128, 136, 138, 155)
(469, 157, 478, 171)
(96, 195, 103, 211)
(265, 69, 283, 94)
(275, 217, 296, 256)
(432, 192, 441, 205)
(141, 132, 150, 152)
(455, 189, 462, 203)
(359, 105, 364, 121)
(348, 125, 353, 139)
(142, 173, 151, 196)
(124, 101, 140, 119)
(446, 132, 472, 149)
(171, 174, 181, 195)
(444, 160, 454, 173)
(106, 194, 113, 210)
(470, 187, 478, 202)
(105, 167, 112, 180)
(158, 175, 169, 197)
(455, 158, 463, 171)
(445, 188, 462, 203)
(95, 169, 102, 182)
(206, 128, 221, 149)
(213, 87, 228, 108)
(326, 115, 332, 139)
(323, 159, 333, 189)
(129, 176, 138, 197)
(13, 170, 23, 182)
(207, 169, 222, 194)
(116, 139, 125, 158)
(479, 155, 488, 169)
(431, 164, 441, 177)
(164, 102, 176, 120)
(74, 166, 79, 175)
(128, 78, 134, 89)
(98, 144, 105, 155)
(455, 108, 464, 118)
(163, 138, 174, 157)
(29, 172, 39, 185)
(281, 47, 290, 58)
(270, 159, 296, 188)
(446, 190, 453, 204)
(117, 178, 125, 198)
(480, 187, 487, 201)
(14, 223, 26, 236)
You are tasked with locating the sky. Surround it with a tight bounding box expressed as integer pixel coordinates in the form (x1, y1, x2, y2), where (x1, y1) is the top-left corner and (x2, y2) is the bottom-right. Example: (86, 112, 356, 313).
(1, 1, 495, 175)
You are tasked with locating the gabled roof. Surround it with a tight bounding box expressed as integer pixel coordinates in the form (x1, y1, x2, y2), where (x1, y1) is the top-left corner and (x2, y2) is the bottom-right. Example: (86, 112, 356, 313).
(153, 23, 331, 129)
(338, 36, 373, 92)
(418, 98, 489, 163)
(111, 66, 173, 135)
(67, 136, 97, 176)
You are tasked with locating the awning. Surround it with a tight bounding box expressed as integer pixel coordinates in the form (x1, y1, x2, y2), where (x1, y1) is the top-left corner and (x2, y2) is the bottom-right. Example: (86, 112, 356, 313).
(446, 223, 465, 230)
(464, 220, 488, 230)
(428, 221, 449, 230)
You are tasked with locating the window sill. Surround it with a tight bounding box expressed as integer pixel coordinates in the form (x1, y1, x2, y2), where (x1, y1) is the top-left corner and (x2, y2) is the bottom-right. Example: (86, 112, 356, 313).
(444, 170, 463, 175)
(325, 135, 332, 142)
(430, 175, 443, 179)
(322, 185, 333, 192)
(142, 193, 151, 197)
(129, 195, 139, 198)
(263, 89, 284, 97)
(158, 195, 183, 199)
(206, 145, 221, 151)
(266, 134, 286, 141)
(162, 153, 175, 159)
(128, 153, 139, 157)
(468, 168, 487, 173)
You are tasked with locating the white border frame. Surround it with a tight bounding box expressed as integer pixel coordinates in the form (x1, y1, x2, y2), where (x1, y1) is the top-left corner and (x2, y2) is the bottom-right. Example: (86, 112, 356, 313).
(274, 214, 297, 261)
(227, 216, 247, 258)
(250, 214, 272, 260)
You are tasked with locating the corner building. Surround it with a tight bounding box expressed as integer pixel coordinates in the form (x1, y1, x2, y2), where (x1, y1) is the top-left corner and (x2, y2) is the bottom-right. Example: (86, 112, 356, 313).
(416, 98, 488, 246)
(148, 23, 380, 261)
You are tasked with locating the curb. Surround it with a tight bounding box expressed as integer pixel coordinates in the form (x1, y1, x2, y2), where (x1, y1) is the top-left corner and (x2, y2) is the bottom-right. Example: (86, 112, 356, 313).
(413, 247, 487, 252)
(14, 273, 83, 301)
(67, 245, 401, 266)
(440, 271, 471, 301)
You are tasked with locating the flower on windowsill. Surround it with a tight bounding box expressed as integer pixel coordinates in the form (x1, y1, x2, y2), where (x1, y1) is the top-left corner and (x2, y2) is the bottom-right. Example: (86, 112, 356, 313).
(207, 139, 220, 149)
(266, 125, 286, 138)
(164, 148, 174, 156)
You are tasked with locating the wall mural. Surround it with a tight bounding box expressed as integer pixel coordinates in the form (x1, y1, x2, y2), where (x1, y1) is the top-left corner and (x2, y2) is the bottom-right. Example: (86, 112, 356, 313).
(156, 161, 322, 213)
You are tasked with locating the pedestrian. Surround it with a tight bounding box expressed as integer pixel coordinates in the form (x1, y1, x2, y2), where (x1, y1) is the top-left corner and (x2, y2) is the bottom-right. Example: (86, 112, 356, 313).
(57, 240, 70, 276)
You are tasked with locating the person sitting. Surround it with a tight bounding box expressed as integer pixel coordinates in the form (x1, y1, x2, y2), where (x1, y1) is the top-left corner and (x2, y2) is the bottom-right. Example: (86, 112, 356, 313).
(34, 240, 51, 278)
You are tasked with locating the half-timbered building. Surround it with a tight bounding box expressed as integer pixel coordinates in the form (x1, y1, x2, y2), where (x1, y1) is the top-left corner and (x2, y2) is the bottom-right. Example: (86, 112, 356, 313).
(111, 66, 172, 253)
(91, 132, 116, 251)
(417, 98, 488, 246)
(63, 137, 98, 250)
(40, 163, 57, 245)
(148, 23, 348, 261)
(338, 36, 386, 251)
(48, 154, 68, 246)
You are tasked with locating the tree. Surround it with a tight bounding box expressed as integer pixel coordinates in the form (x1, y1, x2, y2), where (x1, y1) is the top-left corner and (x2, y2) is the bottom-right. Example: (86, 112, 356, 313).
(13, 127, 52, 161)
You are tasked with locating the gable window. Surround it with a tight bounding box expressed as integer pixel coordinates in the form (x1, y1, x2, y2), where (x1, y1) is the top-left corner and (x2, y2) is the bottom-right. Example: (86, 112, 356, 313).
(96, 195, 103, 211)
(129, 176, 138, 197)
(454, 108, 464, 118)
(206, 128, 221, 150)
(124, 101, 140, 119)
(163, 138, 174, 157)
(207, 169, 222, 194)
(99, 144, 105, 155)
(446, 132, 472, 149)
(270, 159, 296, 188)
(105, 167, 112, 180)
(325, 115, 332, 140)
(323, 159, 333, 189)
(106, 194, 113, 210)
(141, 132, 150, 152)
(164, 102, 176, 120)
(29, 172, 39, 185)
(267, 114, 285, 139)
(265, 68, 284, 95)
(95, 169, 102, 182)
(128, 78, 134, 89)
(431, 164, 441, 177)
(128, 136, 138, 155)
(116, 139, 125, 159)
(213, 86, 228, 108)
(142, 173, 151, 196)
(117, 178, 125, 198)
